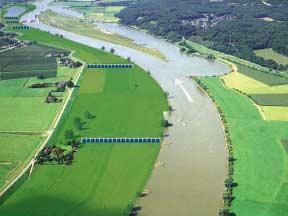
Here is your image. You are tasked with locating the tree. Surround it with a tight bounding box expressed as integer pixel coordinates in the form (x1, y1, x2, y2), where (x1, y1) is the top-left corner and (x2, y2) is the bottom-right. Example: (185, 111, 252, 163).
(163, 120, 172, 128)
(66, 78, 74, 88)
(101, 46, 105, 50)
(85, 111, 94, 119)
(74, 117, 83, 130)
(110, 48, 115, 54)
(218, 208, 230, 216)
(180, 47, 186, 52)
(65, 130, 74, 140)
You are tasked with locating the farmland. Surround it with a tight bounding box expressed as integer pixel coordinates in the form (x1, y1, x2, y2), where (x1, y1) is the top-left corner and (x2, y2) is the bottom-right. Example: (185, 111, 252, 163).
(254, 48, 288, 65)
(220, 61, 288, 121)
(249, 93, 288, 106)
(50, 1, 125, 23)
(222, 72, 267, 92)
(236, 64, 288, 86)
(0, 35, 80, 189)
(0, 135, 44, 188)
(0, 66, 79, 188)
(0, 28, 167, 216)
(39, 10, 166, 61)
(196, 77, 288, 216)
(261, 106, 288, 121)
(0, 44, 66, 80)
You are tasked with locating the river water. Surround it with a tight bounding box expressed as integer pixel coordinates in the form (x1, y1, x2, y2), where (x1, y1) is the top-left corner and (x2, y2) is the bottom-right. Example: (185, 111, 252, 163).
(21, 2, 229, 215)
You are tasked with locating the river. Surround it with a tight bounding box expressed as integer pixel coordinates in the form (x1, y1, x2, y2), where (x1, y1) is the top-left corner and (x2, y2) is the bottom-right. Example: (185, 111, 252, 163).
(21, 1, 229, 215)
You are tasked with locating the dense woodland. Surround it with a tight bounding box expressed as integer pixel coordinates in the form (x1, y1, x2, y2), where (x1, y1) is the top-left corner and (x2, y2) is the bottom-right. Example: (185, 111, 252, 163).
(117, 0, 288, 70)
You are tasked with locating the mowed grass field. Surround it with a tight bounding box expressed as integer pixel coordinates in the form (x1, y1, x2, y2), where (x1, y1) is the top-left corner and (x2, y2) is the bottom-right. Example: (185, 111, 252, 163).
(198, 77, 288, 216)
(249, 93, 288, 106)
(0, 29, 168, 216)
(236, 64, 288, 86)
(0, 135, 44, 188)
(254, 48, 288, 65)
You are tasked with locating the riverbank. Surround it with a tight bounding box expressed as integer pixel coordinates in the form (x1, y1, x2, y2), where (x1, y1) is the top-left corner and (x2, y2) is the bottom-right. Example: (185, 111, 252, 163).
(38, 9, 166, 61)
(194, 72, 288, 216)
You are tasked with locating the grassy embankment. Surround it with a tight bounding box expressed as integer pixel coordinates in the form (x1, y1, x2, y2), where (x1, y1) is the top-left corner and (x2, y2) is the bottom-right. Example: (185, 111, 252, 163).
(39, 10, 166, 61)
(0, 28, 168, 216)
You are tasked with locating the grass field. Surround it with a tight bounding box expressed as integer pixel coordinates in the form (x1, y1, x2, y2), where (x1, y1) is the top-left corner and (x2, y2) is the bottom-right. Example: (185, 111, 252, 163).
(249, 93, 288, 106)
(236, 64, 288, 86)
(198, 77, 288, 216)
(0, 64, 79, 132)
(261, 106, 288, 121)
(83, 6, 125, 23)
(39, 10, 166, 61)
(222, 72, 267, 91)
(53, 1, 126, 23)
(254, 48, 288, 65)
(0, 135, 44, 188)
(0, 28, 167, 216)
(244, 84, 288, 94)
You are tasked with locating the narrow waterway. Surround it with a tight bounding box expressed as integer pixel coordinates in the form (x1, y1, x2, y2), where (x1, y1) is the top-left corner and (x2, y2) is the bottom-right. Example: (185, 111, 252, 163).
(21, 2, 229, 215)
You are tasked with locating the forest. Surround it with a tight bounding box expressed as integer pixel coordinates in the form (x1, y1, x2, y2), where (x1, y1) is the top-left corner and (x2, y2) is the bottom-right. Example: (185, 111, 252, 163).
(117, 0, 288, 70)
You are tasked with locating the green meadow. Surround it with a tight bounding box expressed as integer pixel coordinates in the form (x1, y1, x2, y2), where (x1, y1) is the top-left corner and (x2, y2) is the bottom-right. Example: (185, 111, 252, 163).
(254, 48, 288, 65)
(0, 135, 44, 188)
(0, 28, 167, 216)
(198, 77, 288, 216)
(236, 64, 288, 86)
(249, 93, 288, 106)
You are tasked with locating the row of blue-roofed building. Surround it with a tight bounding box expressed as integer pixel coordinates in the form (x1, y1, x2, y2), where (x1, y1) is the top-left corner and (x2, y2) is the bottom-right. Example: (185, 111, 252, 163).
(12, 25, 30, 30)
(81, 137, 161, 144)
(87, 64, 133, 69)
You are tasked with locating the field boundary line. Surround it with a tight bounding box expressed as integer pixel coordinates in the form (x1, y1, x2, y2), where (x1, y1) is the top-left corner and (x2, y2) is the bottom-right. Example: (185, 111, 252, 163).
(0, 54, 85, 198)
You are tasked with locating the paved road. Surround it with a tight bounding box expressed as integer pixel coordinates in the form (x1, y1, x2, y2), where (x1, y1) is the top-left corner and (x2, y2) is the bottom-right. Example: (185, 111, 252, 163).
(19, 1, 230, 215)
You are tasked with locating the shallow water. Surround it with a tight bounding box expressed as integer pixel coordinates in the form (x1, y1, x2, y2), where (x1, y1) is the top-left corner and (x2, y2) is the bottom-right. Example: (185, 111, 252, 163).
(21, 1, 229, 215)
(5, 6, 25, 17)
